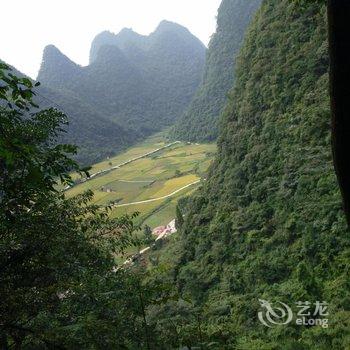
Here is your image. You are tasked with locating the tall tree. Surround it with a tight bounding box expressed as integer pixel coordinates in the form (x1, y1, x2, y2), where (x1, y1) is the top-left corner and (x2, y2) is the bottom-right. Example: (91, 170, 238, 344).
(327, 0, 350, 225)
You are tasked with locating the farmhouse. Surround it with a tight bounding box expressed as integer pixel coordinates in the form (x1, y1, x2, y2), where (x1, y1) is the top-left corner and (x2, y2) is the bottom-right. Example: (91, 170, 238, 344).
(152, 226, 167, 236)
(101, 186, 113, 193)
(153, 219, 177, 241)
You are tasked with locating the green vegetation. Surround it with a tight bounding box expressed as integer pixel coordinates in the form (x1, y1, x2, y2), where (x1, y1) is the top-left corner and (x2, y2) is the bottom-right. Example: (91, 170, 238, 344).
(3, 0, 349, 348)
(146, 1, 350, 348)
(66, 133, 215, 230)
(37, 21, 206, 164)
(0, 63, 170, 349)
(171, 0, 261, 142)
(63, 134, 215, 263)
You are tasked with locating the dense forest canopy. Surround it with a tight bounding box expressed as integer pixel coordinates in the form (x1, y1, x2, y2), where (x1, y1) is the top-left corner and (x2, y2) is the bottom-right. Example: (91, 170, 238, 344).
(37, 21, 206, 164)
(171, 0, 261, 142)
(150, 0, 350, 348)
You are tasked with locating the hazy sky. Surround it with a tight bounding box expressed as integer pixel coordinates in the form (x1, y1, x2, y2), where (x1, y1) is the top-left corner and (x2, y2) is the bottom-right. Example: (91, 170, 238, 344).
(0, 0, 222, 79)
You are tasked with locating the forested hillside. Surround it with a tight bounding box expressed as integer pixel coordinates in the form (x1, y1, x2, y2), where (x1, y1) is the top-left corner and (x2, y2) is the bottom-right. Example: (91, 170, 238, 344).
(38, 21, 206, 161)
(37, 86, 137, 165)
(171, 0, 261, 142)
(151, 1, 350, 348)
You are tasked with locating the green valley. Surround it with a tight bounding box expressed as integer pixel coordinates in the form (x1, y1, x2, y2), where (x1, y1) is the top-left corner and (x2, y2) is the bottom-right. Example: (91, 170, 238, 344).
(65, 132, 215, 230)
(3, 0, 350, 348)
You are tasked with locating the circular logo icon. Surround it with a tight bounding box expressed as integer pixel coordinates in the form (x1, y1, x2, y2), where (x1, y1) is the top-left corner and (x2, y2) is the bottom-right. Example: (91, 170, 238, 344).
(258, 299, 293, 327)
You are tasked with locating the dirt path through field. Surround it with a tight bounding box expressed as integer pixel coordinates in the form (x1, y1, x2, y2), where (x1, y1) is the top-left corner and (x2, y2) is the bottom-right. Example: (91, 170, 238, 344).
(111, 180, 200, 208)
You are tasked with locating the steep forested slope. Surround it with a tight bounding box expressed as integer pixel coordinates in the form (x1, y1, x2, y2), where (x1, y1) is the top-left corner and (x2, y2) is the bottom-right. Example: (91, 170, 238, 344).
(171, 0, 261, 142)
(153, 1, 350, 348)
(38, 21, 206, 135)
(37, 86, 136, 165)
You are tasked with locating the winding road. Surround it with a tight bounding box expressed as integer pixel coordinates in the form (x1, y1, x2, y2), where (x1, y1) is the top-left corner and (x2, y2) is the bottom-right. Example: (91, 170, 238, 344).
(111, 180, 200, 208)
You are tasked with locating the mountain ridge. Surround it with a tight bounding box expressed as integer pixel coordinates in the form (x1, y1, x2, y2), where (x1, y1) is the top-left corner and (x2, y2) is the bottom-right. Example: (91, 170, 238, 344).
(36, 20, 206, 164)
(170, 0, 261, 142)
(89, 20, 205, 64)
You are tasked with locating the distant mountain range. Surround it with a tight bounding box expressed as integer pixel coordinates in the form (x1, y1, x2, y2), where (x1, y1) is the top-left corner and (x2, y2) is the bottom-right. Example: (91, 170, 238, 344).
(34, 21, 205, 164)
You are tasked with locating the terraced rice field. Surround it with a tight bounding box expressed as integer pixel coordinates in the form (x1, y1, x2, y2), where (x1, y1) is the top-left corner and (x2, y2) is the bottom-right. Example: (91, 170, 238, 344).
(66, 132, 216, 228)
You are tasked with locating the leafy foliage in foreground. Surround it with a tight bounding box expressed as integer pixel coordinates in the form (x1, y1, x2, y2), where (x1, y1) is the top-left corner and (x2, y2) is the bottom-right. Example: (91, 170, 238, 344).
(171, 0, 261, 142)
(149, 1, 350, 348)
(0, 64, 169, 349)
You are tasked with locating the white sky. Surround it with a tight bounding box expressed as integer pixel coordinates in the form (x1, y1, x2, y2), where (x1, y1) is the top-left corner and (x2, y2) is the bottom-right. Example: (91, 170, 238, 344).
(0, 0, 222, 79)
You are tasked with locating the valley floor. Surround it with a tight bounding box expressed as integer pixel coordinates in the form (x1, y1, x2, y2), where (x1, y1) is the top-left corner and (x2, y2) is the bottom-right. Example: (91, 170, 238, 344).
(66, 132, 216, 248)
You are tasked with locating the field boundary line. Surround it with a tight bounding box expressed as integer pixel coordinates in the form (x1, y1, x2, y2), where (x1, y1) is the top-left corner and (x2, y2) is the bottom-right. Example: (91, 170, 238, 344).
(64, 141, 181, 191)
